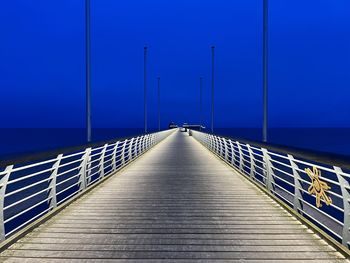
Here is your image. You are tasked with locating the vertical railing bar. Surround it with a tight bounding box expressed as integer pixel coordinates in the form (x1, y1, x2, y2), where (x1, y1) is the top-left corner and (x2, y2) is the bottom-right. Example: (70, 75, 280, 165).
(48, 154, 63, 210)
(247, 144, 256, 180)
(288, 154, 304, 214)
(86, 148, 92, 185)
(112, 141, 119, 171)
(229, 140, 235, 166)
(219, 137, 224, 157)
(216, 136, 220, 154)
(137, 135, 141, 155)
(142, 136, 146, 153)
(137, 136, 142, 155)
(224, 139, 228, 161)
(79, 148, 91, 191)
(99, 144, 108, 179)
(236, 142, 244, 172)
(0, 165, 13, 241)
(144, 135, 149, 151)
(334, 166, 350, 246)
(121, 140, 128, 165)
(262, 148, 274, 191)
(129, 137, 135, 160)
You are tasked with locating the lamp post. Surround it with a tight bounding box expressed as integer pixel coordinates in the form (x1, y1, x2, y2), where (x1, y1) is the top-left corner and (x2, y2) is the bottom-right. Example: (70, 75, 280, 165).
(211, 46, 215, 133)
(157, 77, 160, 131)
(85, 0, 91, 142)
(262, 0, 268, 142)
(144, 46, 148, 134)
(200, 77, 203, 131)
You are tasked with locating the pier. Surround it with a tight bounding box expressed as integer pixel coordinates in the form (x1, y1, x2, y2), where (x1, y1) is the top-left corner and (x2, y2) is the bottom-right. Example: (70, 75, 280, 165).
(0, 129, 349, 261)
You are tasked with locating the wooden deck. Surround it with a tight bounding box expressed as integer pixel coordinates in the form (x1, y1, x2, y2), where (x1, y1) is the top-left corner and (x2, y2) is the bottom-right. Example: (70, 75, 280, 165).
(0, 131, 347, 262)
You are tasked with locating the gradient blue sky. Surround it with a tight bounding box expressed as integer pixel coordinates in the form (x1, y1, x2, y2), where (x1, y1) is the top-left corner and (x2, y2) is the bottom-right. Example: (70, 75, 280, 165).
(0, 0, 349, 128)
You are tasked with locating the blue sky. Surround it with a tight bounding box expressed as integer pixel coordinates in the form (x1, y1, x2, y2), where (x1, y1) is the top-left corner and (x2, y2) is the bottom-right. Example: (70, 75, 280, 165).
(0, 0, 349, 128)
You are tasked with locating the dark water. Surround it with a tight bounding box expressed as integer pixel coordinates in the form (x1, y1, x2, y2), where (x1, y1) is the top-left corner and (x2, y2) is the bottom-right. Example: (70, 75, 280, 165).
(0, 128, 349, 159)
(0, 128, 150, 159)
(215, 128, 350, 157)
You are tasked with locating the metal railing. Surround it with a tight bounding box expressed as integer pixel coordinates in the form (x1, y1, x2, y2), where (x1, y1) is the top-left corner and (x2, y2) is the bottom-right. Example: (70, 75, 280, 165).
(191, 130, 350, 250)
(0, 129, 175, 241)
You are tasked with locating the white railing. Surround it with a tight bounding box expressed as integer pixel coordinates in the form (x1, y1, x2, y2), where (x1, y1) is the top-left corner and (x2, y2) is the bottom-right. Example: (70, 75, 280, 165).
(0, 129, 175, 241)
(191, 130, 350, 250)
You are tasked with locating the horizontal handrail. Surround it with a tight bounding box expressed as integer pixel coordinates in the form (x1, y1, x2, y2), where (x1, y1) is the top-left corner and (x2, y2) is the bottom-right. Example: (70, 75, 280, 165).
(0, 129, 175, 242)
(190, 129, 350, 250)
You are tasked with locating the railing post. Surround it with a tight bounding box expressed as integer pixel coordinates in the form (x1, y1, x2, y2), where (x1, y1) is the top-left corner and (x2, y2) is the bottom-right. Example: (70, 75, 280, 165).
(48, 154, 63, 209)
(144, 136, 148, 151)
(138, 135, 142, 153)
(236, 142, 244, 172)
(224, 139, 228, 161)
(144, 135, 148, 151)
(288, 154, 304, 214)
(128, 138, 135, 161)
(146, 135, 150, 150)
(262, 148, 274, 192)
(141, 136, 145, 153)
(0, 165, 13, 241)
(79, 147, 91, 191)
(212, 135, 217, 153)
(247, 144, 256, 180)
(99, 144, 108, 179)
(148, 135, 152, 148)
(229, 140, 236, 166)
(148, 134, 151, 148)
(142, 135, 146, 153)
(334, 166, 350, 246)
(140, 136, 144, 153)
(121, 140, 128, 165)
(112, 142, 119, 171)
(135, 136, 140, 156)
(86, 148, 92, 185)
(138, 136, 142, 155)
(219, 137, 224, 157)
(215, 136, 220, 154)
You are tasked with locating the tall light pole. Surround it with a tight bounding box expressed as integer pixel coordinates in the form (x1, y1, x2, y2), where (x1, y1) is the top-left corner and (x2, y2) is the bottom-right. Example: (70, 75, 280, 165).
(85, 0, 91, 142)
(157, 77, 160, 131)
(262, 0, 268, 142)
(144, 46, 148, 134)
(200, 77, 203, 131)
(211, 46, 215, 133)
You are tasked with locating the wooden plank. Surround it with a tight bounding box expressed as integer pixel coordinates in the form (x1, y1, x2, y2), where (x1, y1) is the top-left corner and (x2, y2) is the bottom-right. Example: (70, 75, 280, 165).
(16, 237, 323, 246)
(26, 232, 321, 240)
(0, 259, 346, 263)
(0, 249, 345, 260)
(9, 243, 336, 252)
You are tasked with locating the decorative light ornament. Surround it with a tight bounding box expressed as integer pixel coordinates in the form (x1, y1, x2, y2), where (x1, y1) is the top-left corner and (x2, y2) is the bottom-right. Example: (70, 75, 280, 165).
(305, 167, 332, 208)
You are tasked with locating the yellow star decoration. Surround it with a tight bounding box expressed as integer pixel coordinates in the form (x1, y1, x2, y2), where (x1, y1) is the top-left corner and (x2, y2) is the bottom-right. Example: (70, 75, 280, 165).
(305, 166, 332, 208)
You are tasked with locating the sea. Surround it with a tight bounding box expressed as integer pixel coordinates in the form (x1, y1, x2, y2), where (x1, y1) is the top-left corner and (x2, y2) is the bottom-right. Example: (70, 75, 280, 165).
(0, 128, 350, 159)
